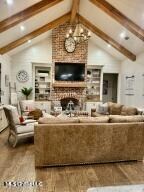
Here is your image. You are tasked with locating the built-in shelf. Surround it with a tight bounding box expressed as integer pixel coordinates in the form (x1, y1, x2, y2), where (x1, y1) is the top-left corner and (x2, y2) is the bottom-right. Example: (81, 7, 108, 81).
(86, 67, 102, 101)
(34, 66, 52, 101)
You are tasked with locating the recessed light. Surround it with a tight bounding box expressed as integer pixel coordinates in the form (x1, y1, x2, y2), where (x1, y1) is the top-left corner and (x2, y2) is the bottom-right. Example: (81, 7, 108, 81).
(28, 40, 31, 43)
(20, 25, 25, 31)
(120, 32, 126, 39)
(6, 0, 13, 5)
(107, 44, 111, 48)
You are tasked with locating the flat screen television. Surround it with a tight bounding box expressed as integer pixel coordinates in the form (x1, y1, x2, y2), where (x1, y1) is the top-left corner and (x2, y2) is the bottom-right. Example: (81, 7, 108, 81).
(55, 63, 85, 81)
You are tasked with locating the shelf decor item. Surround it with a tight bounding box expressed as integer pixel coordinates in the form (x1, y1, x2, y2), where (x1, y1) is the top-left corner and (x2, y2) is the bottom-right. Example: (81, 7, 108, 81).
(21, 87, 33, 100)
(17, 70, 29, 82)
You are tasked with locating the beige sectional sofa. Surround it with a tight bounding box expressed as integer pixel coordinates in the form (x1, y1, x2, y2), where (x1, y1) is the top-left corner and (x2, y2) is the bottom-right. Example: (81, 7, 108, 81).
(35, 113, 144, 167)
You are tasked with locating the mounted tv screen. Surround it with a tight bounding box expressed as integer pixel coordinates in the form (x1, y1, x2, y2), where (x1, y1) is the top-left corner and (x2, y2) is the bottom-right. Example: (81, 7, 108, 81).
(55, 63, 85, 81)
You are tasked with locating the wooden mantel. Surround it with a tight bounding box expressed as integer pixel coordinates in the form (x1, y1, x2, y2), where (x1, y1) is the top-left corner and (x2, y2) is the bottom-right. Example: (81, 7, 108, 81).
(53, 82, 87, 88)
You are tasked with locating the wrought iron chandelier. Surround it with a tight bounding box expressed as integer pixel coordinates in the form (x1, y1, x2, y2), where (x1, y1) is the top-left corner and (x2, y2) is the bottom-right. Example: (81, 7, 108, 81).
(66, 16, 91, 44)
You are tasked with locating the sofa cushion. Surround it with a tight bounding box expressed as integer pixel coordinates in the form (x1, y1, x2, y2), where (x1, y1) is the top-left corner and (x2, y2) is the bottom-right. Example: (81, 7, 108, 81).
(16, 124, 34, 134)
(109, 115, 144, 123)
(121, 106, 137, 116)
(79, 116, 109, 123)
(38, 117, 79, 124)
(109, 103, 123, 115)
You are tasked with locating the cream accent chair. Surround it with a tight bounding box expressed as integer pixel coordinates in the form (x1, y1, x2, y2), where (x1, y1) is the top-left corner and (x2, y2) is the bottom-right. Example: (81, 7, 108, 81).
(3, 106, 36, 147)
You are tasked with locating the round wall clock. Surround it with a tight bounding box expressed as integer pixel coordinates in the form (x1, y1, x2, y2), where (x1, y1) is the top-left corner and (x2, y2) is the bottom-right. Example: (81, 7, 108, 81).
(64, 37, 76, 53)
(16, 70, 29, 82)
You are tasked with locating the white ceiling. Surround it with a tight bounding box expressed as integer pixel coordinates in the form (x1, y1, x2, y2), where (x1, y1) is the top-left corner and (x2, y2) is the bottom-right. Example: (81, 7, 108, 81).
(0, 0, 41, 21)
(80, 0, 144, 56)
(0, 0, 143, 60)
(106, 0, 144, 29)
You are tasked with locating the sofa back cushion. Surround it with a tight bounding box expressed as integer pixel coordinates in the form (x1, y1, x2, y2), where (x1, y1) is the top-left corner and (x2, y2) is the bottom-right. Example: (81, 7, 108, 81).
(121, 106, 137, 116)
(109, 115, 144, 123)
(108, 103, 123, 115)
(79, 116, 109, 123)
(38, 117, 79, 124)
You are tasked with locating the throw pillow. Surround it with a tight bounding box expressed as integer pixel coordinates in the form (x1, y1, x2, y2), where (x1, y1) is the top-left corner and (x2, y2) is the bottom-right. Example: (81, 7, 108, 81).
(28, 109, 43, 120)
(121, 106, 138, 116)
(96, 103, 108, 114)
(109, 103, 123, 115)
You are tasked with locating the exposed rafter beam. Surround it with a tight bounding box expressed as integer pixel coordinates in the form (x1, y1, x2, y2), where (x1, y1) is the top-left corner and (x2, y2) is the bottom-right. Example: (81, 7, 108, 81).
(89, 0, 144, 41)
(0, 0, 63, 33)
(0, 12, 71, 55)
(79, 14, 136, 61)
(70, 0, 80, 23)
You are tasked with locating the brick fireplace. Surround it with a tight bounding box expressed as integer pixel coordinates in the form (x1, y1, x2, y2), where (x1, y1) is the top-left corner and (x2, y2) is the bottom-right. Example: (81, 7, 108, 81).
(52, 22, 88, 105)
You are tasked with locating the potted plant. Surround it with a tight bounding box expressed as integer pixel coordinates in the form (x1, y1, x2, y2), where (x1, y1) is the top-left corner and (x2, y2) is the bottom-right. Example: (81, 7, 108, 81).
(21, 87, 33, 100)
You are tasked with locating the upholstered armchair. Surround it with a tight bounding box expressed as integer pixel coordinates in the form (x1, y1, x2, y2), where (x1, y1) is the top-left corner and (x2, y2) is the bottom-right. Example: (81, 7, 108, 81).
(3, 105, 36, 147)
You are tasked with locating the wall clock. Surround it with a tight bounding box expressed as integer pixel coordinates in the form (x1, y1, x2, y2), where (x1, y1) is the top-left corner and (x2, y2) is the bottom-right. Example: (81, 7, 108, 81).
(64, 37, 76, 53)
(16, 70, 29, 82)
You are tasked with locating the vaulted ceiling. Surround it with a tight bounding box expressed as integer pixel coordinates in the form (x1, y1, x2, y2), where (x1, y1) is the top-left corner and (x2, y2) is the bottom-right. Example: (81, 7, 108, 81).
(0, 0, 143, 61)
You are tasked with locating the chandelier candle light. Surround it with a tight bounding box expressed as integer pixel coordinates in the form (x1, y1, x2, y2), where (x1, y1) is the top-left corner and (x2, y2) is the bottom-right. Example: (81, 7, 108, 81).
(66, 23, 91, 44)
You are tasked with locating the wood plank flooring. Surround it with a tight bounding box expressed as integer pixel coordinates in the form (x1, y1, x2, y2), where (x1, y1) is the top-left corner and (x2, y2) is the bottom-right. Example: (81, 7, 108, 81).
(0, 129, 144, 192)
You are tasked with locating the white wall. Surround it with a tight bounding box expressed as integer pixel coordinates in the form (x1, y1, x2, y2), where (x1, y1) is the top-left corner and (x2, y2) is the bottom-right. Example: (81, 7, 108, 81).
(88, 40, 121, 73)
(88, 41, 121, 102)
(120, 52, 144, 108)
(11, 37, 52, 99)
(0, 54, 12, 104)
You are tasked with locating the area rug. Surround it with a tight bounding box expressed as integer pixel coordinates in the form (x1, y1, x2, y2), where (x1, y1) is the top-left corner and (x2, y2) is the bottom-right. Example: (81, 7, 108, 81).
(87, 184, 144, 192)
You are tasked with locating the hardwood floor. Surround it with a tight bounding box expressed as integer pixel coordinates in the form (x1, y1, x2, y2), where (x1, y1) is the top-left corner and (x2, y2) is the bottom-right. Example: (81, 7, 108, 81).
(0, 129, 144, 192)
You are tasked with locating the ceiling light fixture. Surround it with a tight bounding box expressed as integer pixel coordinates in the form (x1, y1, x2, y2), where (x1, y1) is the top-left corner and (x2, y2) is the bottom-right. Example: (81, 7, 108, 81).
(66, 10, 91, 44)
(107, 44, 111, 48)
(20, 25, 25, 31)
(66, 23, 91, 44)
(28, 40, 31, 43)
(120, 32, 126, 39)
(6, 0, 13, 5)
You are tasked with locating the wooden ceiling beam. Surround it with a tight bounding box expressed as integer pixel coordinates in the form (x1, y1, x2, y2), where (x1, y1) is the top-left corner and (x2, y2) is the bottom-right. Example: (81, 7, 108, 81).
(0, 12, 71, 54)
(0, 0, 63, 33)
(89, 0, 144, 41)
(79, 14, 136, 61)
(70, 0, 80, 23)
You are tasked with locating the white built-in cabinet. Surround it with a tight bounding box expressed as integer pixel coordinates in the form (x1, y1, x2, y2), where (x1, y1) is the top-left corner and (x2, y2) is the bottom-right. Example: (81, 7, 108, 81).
(86, 65, 103, 102)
